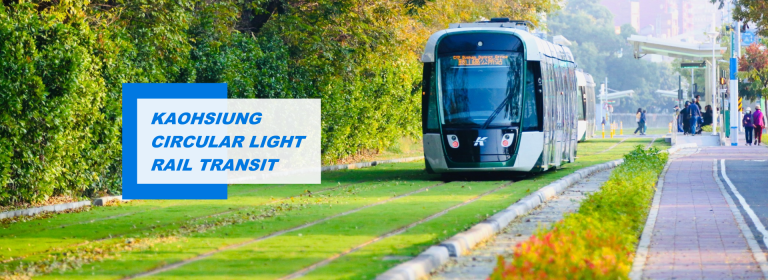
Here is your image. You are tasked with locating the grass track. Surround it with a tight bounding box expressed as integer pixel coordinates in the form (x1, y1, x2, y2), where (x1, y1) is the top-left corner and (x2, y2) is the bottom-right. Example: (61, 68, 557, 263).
(0, 164, 426, 261)
(3, 138, 646, 280)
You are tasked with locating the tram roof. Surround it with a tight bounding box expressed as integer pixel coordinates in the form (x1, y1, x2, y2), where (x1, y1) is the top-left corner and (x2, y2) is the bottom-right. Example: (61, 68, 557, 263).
(584, 73, 595, 86)
(576, 71, 587, 87)
(421, 26, 575, 64)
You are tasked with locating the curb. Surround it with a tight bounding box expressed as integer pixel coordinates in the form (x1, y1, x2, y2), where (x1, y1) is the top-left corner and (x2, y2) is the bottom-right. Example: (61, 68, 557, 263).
(376, 159, 623, 280)
(0, 195, 124, 220)
(377, 144, 691, 280)
(321, 156, 423, 172)
(0, 200, 91, 220)
(629, 155, 672, 279)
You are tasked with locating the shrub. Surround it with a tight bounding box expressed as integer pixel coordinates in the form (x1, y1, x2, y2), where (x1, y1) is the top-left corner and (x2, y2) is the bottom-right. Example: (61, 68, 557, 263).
(490, 146, 668, 279)
(0, 0, 557, 205)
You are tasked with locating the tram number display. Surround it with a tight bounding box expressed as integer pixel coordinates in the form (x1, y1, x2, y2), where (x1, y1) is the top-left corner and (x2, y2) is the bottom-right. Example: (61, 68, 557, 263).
(452, 55, 509, 66)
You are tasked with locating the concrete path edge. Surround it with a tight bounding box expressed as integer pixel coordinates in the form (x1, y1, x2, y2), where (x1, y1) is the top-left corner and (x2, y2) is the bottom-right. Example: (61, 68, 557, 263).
(0, 195, 125, 220)
(377, 144, 693, 280)
(628, 154, 673, 279)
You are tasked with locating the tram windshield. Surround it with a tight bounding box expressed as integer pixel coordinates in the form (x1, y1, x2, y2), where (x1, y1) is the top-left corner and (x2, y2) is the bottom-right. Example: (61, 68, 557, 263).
(439, 52, 523, 127)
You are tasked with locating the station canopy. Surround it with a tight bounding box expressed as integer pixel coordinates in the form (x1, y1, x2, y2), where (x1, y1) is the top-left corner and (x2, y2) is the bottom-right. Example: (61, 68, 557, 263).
(627, 35, 726, 60)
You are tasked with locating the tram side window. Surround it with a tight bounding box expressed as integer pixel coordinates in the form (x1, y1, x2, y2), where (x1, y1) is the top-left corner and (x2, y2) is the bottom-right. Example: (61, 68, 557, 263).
(422, 63, 439, 132)
(523, 62, 541, 131)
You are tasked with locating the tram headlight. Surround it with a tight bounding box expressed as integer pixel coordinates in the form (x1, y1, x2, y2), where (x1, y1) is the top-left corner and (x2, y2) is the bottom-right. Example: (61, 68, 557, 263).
(501, 133, 515, 148)
(446, 134, 459, 148)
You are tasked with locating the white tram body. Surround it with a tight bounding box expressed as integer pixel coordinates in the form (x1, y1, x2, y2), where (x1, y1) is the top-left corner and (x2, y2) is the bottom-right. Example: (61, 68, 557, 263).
(421, 19, 583, 173)
(576, 71, 596, 141)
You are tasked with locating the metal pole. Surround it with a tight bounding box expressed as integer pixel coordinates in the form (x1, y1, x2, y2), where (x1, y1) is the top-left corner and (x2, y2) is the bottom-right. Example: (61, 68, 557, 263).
(712, 14, 718, 136)
(730, 21, 740, 145)
(605, 77, 608, 125)
(599, 83, 604, 127)
(679, 75, 682, 109)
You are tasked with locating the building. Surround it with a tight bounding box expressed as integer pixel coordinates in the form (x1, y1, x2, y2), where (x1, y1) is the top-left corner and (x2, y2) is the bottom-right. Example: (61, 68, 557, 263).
(601, 0, 721, 41)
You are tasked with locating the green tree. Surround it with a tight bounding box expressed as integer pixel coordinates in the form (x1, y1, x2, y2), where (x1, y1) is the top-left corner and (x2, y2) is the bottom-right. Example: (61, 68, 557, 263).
(548, 0, 678, 113)
(711, 0, 768, 37)
(738, 43, 768, 102)
(0, 0, 557, 205)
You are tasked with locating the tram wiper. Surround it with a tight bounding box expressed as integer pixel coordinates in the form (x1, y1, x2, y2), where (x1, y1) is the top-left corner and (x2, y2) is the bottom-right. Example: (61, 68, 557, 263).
(481, 90, 515, 129)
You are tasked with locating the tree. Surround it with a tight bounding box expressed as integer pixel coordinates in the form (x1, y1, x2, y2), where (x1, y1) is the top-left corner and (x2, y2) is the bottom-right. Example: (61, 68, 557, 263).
(711, 0, 768, 36)
(0, 0, 558, 204)
(738, 43, 768, 102)
(548, 0, 678, 113)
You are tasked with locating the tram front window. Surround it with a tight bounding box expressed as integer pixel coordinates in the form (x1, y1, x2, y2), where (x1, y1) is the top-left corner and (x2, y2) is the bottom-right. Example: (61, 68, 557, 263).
(439, 52, 523, 127)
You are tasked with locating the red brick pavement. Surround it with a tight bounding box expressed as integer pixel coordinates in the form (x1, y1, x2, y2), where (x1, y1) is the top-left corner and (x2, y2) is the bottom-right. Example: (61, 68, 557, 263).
(641, 146, 768, 279)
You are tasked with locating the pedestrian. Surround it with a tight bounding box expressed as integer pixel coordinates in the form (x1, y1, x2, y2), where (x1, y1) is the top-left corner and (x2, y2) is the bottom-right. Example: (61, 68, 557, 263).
(702, 105, 713, 127)
(674, 105, 683, 132)
(641, 109, 648, 135)
(694, 95, 702, 111)
(682, 101, 691, 135)
(634, 108, 643, 135)
(687, 100, 701, 135)
(743, 107, 754, 145)
(754, 105, 766, 145)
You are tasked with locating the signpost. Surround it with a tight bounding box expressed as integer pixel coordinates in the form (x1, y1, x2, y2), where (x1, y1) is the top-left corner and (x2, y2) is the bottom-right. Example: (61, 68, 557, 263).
(741, 30, 756, 46)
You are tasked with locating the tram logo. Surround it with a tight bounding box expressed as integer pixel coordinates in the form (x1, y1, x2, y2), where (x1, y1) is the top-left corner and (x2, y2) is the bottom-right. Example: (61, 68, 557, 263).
(473, 137, 488, 146)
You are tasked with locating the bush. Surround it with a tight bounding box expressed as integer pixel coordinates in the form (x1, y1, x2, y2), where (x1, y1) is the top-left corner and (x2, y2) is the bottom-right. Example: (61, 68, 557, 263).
(490, 146, 668, 279)
(0, 0, 557, 205)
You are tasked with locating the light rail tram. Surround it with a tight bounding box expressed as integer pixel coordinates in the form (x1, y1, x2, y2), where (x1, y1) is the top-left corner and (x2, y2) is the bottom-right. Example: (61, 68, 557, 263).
(576, 71, 596, 141)
(421, 18, 593, 174)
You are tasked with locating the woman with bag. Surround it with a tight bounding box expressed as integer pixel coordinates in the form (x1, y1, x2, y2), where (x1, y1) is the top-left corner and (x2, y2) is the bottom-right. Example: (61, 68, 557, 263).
(754, 105, 766, 145)
(633, 108, 643, 135)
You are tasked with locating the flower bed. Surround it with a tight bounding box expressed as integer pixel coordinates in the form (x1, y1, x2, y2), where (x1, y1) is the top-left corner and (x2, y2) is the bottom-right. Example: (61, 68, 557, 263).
(490, 146, 668, 279)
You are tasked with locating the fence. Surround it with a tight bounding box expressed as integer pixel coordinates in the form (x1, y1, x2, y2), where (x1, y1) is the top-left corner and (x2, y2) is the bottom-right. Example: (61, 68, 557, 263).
(601, 113, 674, 129)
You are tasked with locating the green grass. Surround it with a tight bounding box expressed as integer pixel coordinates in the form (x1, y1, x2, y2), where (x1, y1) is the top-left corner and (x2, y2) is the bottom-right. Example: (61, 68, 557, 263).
(2, 138, 644, 280)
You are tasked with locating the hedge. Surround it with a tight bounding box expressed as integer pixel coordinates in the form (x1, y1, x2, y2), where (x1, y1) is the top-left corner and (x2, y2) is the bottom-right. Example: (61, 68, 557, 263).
(490, 146, 668, 279)
(0, 0, 555, 205)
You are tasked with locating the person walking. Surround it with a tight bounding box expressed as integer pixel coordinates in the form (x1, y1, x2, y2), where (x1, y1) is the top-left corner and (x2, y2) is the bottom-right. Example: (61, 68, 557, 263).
(687, 100, 701, 136)
(754, 105, 766, 145)
(743, 107, 754, 145)
(641, 109, 648, 135)
(674, 105, 684, 132)
(633, 108, 643, 135)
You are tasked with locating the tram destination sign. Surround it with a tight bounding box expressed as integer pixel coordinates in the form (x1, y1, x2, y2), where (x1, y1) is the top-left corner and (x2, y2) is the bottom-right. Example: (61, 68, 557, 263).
(453, 55, 509, 66)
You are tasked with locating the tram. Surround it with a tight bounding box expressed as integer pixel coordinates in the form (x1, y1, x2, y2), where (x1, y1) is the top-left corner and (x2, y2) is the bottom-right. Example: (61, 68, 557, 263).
(421, 18, 580, 173)
(576, 71, 596, 141)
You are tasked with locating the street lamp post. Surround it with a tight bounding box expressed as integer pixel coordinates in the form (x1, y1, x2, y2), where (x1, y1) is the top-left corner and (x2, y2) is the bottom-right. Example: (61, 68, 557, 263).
(709, 14, 719, 136)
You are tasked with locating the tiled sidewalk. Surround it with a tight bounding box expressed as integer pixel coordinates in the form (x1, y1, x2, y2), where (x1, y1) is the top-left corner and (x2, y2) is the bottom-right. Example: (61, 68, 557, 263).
(641, 148, 765, 279)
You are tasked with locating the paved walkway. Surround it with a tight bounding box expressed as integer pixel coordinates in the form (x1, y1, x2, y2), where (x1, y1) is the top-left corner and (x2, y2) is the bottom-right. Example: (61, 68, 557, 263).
(639, 146, 768, 279)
